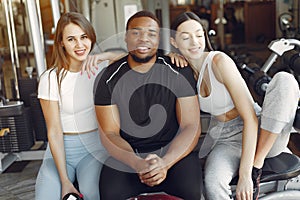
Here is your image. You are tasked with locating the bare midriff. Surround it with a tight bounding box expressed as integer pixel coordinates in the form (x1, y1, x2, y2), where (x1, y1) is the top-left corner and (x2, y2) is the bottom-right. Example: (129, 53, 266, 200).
(215, 107, 239, 122)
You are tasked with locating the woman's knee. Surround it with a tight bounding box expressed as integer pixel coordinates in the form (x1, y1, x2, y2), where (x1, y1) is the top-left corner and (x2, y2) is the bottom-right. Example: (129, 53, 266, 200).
(77, 157, 103, 199)
(35, 163, 61, 199)
(268, 72, 299, 95)
(77, 170, 101, 200)
(78, 180, 100, 200)
(35, 159, 60, 184)
(204, 167, 233, 191)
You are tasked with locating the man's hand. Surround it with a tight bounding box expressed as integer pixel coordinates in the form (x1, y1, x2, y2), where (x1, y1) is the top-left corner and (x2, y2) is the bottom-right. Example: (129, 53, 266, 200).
(138, 154, 168, 187)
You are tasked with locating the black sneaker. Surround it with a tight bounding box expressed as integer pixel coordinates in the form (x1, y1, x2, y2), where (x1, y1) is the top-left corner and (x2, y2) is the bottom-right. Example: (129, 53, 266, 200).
(252, 167, 262, 200)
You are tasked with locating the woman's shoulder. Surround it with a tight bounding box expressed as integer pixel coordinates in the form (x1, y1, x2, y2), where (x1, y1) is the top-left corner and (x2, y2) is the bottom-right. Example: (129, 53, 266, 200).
(210, 51, 238, 80)
(210, 50, 230, 60)
(210, 51, 235, 67)
(40, 67, 57, 76)
(39, 67, 57, 82)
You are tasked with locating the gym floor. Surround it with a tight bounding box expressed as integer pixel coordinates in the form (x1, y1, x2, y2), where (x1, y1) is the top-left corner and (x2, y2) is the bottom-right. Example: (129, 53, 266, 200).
(0, 160, 41, 200)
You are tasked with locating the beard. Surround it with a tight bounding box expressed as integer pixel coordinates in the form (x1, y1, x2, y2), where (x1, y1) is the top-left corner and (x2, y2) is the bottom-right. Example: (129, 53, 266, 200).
(129, 52, 156, 63)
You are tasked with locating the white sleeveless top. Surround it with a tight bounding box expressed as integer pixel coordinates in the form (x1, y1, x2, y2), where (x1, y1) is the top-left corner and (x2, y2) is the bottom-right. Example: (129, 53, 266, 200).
(197, 51, 235, 116)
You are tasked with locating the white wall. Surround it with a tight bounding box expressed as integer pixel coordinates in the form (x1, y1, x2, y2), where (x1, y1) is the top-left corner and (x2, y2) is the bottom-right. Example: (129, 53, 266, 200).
(91, 0, 142, 52)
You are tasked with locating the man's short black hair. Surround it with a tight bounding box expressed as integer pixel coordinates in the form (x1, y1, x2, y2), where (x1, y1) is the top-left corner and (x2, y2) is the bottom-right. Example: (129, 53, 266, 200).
(126, 10, 161, 30)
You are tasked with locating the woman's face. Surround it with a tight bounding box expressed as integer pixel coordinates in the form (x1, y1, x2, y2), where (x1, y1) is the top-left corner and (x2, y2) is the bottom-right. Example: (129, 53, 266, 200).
(173, 20, 206, 60)
(61, 23, 92, 69)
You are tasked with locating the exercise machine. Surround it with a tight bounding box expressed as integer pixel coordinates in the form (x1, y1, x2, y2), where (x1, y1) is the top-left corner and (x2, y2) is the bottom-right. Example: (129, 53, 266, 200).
(230, 38, 300, 199)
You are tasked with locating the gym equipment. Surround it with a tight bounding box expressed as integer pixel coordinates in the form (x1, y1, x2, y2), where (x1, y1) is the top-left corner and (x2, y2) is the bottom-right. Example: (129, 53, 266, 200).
(278, 12, 296, 39)
(230, 152, 300, 200)
(128, 192, 183, 200)
(230, 38, 300, 199)
(62, 193, 83, 200)
(282, 49, 300, 75)
(294, 103, 300, 132)
(0, 101, 34, 153)
(29, 93, 47, 141)
(240, 38, 300, 105)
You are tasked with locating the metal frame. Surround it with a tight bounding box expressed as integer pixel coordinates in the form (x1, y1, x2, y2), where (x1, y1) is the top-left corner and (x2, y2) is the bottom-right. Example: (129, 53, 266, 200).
(0, 150, 45, 174)
(25, 0, 47, 77)
(3, 0, 20, 99)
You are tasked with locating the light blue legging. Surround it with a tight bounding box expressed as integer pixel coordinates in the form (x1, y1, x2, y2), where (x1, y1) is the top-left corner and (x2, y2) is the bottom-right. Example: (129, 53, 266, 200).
(35, 131, 108, 200)
(202, 72, 299, 200)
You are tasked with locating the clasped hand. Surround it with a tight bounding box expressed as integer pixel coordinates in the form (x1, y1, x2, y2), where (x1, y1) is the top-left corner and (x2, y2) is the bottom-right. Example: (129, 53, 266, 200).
(136, 154, 168, 187)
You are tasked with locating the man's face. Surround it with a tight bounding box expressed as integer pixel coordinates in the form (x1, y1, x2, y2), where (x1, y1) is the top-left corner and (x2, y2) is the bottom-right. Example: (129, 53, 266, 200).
(125, 17, 160, 63)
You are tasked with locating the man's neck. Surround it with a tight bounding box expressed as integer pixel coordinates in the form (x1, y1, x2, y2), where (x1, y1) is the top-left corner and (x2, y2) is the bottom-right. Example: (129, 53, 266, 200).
(127, 55, 157, 73)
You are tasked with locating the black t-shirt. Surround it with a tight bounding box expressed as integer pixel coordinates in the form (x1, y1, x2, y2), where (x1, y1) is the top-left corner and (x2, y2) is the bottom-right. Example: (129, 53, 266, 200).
(94, 55, 197, 153)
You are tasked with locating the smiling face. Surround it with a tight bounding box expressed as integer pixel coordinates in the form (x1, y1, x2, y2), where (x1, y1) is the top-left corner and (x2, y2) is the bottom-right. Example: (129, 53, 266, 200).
(61, 23, 92, 70)
(125, 16, 160, 64)
(171, 19, 206, 61)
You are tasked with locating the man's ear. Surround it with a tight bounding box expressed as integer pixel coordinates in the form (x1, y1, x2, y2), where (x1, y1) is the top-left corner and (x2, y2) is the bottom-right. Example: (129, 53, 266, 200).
(170, 37, 178, 49)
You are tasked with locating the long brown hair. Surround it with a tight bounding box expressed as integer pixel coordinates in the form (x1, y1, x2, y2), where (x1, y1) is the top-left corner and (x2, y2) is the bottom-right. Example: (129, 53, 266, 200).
(170, 12, 213, 51)
(50, 12, 96, 93)
(170, 12, 214, 78)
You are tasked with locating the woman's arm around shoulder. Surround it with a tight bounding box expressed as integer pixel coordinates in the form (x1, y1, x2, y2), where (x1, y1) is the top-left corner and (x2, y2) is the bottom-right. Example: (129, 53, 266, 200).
(81, 52, 127, 77)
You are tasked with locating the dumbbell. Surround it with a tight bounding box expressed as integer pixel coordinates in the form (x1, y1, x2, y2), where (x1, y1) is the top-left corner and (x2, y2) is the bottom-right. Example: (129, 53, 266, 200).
(248, 70, 271, 97)
(293, 102, 300, 132)
(240, 63, 271, 98)
(62, 193, 83, 200)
